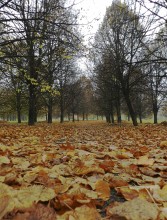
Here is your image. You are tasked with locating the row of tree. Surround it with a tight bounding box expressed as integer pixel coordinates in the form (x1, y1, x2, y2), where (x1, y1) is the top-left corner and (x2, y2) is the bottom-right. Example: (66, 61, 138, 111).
(0, 0, 93, 124)
(91, 0, 167, 126)
(0, 0, 167, 125)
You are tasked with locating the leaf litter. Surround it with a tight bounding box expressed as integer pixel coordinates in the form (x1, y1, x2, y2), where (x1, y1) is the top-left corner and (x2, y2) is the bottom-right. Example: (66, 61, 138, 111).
(0, 121, 167, 219)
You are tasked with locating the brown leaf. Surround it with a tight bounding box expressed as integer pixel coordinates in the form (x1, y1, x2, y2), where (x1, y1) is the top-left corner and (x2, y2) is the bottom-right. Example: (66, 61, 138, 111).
(57, 204, 102, 220)
(109, 177, 129, 188)
(160, 141, 167, 148)
(95, 180, 110, 201)
(99, 160, 115, 172)
(137, 155, 154, 166)
(116, 187, 139, 200)
(107, 197, 159, 220)
(0, 195, 14, 219)
(13, 203, 57, 220)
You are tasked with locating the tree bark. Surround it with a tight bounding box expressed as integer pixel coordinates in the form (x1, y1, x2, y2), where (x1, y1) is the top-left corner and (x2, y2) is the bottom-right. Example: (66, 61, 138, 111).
(16, 92, 21, 123)
(139, 113, 142, 123)
(28, 84, 36, 125)
(124, 93, 138, 126)
(60, 106, 64, 123)
(111, 113, 114, 124)
(28, 44, 37, 125)
(83, 112, 85, 121)
(60, 92, 64, 123)
(72, 112, 75, 122)
(106, 114, 111, 123)
(153, 103, 158, 124)
(116, 93, 121, 124)
(47, 98, 52, 123)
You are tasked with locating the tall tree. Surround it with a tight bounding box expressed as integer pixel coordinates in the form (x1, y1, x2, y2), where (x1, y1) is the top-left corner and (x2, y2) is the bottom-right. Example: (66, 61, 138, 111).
(92, 0, 153, 126)
(1, 0, 81, 125)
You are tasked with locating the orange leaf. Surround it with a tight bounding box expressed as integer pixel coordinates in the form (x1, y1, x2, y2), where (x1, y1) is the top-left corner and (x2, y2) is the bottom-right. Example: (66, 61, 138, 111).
(116, 187, 139, 200)
(95, 180, 110, 201)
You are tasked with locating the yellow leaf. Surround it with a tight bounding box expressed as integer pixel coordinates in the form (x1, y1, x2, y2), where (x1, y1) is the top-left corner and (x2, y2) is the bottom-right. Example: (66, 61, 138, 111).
(95, 180, 110, 201)
(73, 164, 104, 175)
(12, 185, 56, 209)
(153, 185, 167, 202)
(57, 205, 101, 220)
(0, 156, 10, 165)
(107, 197, 159, 220)
(137, 155, 154, 166)
(160, 141, 167, 148)
(0, 195, 15, 219)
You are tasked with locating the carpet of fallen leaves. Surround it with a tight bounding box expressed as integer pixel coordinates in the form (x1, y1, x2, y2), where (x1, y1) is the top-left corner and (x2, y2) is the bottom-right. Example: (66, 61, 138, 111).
(0, 121, 167, 220)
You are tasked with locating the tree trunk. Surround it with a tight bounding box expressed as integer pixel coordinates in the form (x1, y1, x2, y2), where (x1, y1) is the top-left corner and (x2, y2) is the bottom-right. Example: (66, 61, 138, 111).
(68, 113, 71, 121)
(115, 85, 121, 124)
(48, 98, 52, 123)
(34, 108, 37, 123)
(60, 112, 64, 123)
(139, 113, 142, 124)
(28, 45, 37, 125)
(72, 112, 75, 122)
(28, 84, 36, 125)
(83, 112, 85, 121)
(153, 111, 158, 124)
(124, 93, 138, 126)
(153, 103, 158, 124)
(16, 92, 21, 123)
(106, 114, 111, 123)
(60, 93, 64, 123)
(116, 100, 121, 124)
(111, 114, 114, 124)
(17, 109, 21, 124)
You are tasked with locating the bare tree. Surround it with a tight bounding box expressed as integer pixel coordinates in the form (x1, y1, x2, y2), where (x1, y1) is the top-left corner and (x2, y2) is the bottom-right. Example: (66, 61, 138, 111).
(1, 0, 81, 124)
(91, 0, 154, 126)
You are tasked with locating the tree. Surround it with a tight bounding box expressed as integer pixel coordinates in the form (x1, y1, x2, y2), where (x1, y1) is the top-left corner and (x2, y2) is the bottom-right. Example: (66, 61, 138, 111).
(91, 0, 154, 126)
(1, 0, 81, 125)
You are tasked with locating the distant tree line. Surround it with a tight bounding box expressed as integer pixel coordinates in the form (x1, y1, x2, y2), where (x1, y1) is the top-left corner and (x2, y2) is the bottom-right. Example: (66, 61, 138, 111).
(1, 0, 167, 125)
(90, 0, 167, 125)
(0, 0, 96, 124)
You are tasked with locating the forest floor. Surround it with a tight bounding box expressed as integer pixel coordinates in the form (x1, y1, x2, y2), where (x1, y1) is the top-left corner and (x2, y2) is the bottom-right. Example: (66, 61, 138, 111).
(0, 121, 167, 220)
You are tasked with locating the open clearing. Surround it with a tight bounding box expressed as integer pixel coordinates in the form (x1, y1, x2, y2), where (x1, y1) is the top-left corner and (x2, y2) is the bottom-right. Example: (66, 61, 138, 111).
(0, 121, 167, 219)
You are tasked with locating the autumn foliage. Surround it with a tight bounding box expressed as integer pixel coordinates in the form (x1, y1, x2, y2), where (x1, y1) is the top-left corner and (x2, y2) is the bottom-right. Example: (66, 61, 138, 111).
(0, 121, 167, 219)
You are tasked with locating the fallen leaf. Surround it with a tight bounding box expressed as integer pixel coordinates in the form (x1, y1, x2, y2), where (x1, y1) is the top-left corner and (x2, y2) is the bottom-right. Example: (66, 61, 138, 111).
(137, 155, 154, 166)
(160, 141, 167, 148)
(0, 156, 10, 164)
(107, 197, 159, 220)
(0, 195, 14, 219)
(57, 204, 102, 220)
(116, 187, 139, 200)
(152, 184, 167, 202)
(95, 180, 110, 201)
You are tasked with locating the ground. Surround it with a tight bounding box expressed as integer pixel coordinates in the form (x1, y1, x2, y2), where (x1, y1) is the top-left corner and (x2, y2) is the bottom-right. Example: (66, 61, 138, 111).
(0, 121, 167, 219)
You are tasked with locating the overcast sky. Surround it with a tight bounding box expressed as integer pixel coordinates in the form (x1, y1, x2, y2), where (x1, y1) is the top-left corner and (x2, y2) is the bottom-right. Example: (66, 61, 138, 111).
(70, 0, 113, 72)
(74, 0, 112, 41)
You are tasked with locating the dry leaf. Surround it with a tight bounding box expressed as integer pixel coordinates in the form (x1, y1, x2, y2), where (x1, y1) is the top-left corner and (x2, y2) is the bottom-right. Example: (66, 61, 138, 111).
(0, 195, 15, 219)
(160, 141, 167, 148)
(95, 180, 110, 201)
(107, 197, 159, 220)
(152, 184, 167, 202)
(57, 205, 101, 220)
(116, 187, 139, 200)
(137, 155, 154, 166)
(0, 156, 10, 164)
(0, 122, 167, 219)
